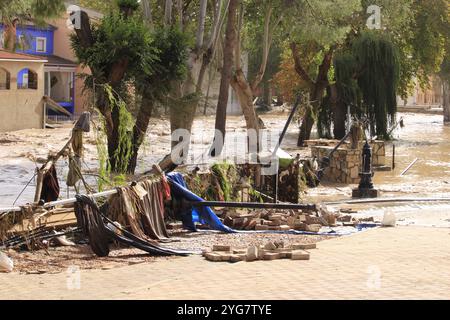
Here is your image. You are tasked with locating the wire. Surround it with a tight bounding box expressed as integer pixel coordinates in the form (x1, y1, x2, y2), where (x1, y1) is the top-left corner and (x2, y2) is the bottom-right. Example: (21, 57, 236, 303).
(12, 171, 37, 206)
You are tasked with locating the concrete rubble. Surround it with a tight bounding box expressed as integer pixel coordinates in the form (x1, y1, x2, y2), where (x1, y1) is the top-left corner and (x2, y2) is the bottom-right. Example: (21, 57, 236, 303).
(221, 207, 337, 232)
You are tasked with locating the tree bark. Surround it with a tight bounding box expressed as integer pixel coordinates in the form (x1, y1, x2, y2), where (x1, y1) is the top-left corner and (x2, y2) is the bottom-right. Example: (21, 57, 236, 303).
(164, 0, 173, 27)
(128, 91, 154, 173)
(210, 0, 239, 157)
(443, 80, 450, 125)
(292, 44, 334, 146)
(330, 84, 346, 139)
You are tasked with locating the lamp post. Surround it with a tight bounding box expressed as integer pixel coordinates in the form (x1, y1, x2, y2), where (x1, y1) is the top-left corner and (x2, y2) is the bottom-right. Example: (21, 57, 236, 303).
(352, 140, 379, 198)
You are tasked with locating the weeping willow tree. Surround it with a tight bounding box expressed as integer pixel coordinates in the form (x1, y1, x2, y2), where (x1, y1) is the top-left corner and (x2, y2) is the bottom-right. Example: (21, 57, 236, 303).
(328, 31, 400, 140)
(354, 32, 400, 139)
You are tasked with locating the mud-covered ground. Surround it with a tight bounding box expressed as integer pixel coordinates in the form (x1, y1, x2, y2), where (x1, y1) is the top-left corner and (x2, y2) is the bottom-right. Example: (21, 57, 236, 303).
(1, 111, 450, 273)
(5, 230, 330, 274)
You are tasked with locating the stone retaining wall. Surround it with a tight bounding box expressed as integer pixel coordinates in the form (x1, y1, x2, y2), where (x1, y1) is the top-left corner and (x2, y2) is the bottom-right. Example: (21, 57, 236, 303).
(309, 140, 386, 184)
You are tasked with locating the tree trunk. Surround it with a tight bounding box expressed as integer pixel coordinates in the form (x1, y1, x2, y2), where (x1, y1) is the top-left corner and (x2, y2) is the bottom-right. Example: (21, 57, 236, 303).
(293, 46, 334, 146)
(211, 0, 239, 157)
(128, 91, 154, 173)
(164, 0, 173, 27)
(230, 69, 260, 134)
(262, 80, 272, 108)
(330, 84, 346, 139)
(169, 95, 200, 163)
(443, 80, 450, 125)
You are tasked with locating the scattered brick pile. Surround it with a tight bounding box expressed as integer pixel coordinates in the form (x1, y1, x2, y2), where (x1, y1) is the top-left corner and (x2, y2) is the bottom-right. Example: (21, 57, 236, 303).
(222, 208, 336, 232)
(203, 242, 317, 263)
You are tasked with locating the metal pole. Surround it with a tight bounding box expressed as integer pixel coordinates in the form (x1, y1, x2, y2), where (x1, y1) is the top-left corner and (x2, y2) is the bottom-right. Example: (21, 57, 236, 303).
(392, 144, 396, 170)
(191, 201, 316, 210)
(0, 189, 118, 217)
(269, 95, 302, 204)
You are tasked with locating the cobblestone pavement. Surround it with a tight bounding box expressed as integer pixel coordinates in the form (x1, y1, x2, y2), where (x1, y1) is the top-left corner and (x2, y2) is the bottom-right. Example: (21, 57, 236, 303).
(1, 226, 450, 300)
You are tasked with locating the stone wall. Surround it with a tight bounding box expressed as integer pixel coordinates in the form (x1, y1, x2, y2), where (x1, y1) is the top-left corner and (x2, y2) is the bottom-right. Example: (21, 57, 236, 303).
(309, 140, 386, 184)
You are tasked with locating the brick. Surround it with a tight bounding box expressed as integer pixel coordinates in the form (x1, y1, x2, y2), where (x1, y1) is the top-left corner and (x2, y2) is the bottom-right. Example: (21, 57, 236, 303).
(246, 246, 259, 261)
(230, 254, 246, 263)
(245, 219, 257, 230)
(276, 249, 292, 259)
(268, 226, 281, 231)
(292, 243, 317, 250)
(291, 250, 310, 260)
(213, 245, 231, 252)
(294, 223, 307, 231)
(268, 220, 281, 226)
(232, 249, 247, 254)
(305, 224, 322, 233)
(217, 252, 232, 262)
(204, 252, 222, 262)
(287, 216, 296, 226)
(263, 252, 281, 260)
(255, 224, 269, 230)
(264, 242, 277, 250)
(279, 225, 291, 231)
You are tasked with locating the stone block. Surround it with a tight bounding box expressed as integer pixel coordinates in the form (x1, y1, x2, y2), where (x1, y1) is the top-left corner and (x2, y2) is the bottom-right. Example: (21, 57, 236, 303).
(255, 224, 269, 231)
(305, 224, 322, 233)
(230, 254, 246, 263)
(294, 223, 307, 231)
(205, 252, 222, 262)
(246, 219, 257, 230)
(246, 246, 259, 261)
(291, 250, 310, 260)
(264, 242, 277, 250)
(268, 220, 281, 226)
(263, 252, 281, 260)
(292, 243, 317, 250)
(213, 245, 231, 252)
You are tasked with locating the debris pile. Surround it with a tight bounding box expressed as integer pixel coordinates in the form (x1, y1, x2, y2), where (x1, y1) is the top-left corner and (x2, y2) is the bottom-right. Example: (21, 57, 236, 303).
(222, 208, 336, 232)
(203, 241, 317, 263)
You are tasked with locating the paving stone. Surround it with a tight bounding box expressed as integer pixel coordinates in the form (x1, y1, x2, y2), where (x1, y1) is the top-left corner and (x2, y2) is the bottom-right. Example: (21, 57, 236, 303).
(292, 243, 317, 250)
(268, 220, 281, 226)
(305, 224, 322, 233)
(263, 252, 281, 260)
(230, 254, 246, 263)
(264, 242, 277, 250)
(204, 252, 222, 262)
(246, 246, 259, 261)
(291, 250, 310, 260)
(213, 245, 231, 252)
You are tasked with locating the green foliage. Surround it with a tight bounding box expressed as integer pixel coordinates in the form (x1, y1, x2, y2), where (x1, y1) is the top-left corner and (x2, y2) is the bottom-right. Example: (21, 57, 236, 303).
(71, 12, 158, 84)
(116, 0, 140, 12)
(78, 0, 111, 13)
(211, 162, 237, 202)
(332, 31, 399, 139)
(94, 114, 111, 191)
(0, 0, 65, 26)
(104, 85, 134, 174)
(137, 27, 189, 101)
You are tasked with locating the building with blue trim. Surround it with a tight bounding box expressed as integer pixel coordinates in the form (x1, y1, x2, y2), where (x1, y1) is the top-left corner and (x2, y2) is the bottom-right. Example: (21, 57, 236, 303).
(1, 21, 77, 115)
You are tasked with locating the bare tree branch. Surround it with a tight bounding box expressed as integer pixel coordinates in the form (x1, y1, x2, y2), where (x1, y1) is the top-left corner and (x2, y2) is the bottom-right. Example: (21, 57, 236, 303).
(290, 42, 315, 89)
